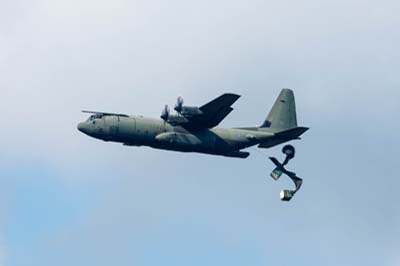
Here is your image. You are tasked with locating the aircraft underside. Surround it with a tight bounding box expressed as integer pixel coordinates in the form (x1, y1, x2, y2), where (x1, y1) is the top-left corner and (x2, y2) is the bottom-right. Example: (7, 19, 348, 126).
(149, 142, 251, 158)
(123, 135, 252, 158)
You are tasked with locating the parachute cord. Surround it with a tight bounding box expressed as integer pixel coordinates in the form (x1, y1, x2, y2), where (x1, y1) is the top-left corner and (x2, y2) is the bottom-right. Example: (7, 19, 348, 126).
(250, 146, 271, 158)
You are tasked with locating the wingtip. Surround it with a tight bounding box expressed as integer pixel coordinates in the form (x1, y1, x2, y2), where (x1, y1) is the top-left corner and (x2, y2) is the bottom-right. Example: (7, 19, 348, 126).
(224, 93, 241, 99)
(299, 126, 310, 132)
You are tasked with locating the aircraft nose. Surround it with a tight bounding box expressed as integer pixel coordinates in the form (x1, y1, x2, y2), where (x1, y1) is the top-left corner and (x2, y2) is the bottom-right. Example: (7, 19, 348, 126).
(77, 122, 87, 133)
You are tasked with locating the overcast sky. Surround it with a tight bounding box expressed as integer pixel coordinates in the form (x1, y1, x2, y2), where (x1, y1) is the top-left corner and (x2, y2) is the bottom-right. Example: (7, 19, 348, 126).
(1, 0, 399, 265)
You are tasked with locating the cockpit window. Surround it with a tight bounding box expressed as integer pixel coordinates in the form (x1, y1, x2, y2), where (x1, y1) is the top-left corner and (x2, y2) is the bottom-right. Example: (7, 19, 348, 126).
(87, 114, 103, 121)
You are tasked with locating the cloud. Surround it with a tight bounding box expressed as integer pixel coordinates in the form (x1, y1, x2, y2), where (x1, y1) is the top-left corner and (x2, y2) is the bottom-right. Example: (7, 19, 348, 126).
(1, 0, 400, 265)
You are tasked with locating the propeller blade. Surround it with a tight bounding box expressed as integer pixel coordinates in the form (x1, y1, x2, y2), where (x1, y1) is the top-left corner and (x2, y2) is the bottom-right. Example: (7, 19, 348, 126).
(174, 96, 184, 113)
(161, 104, 170, 121)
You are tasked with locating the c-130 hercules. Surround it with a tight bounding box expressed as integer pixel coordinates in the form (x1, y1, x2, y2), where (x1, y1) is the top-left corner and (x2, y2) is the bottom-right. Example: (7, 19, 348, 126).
(78, 89, 308, 159)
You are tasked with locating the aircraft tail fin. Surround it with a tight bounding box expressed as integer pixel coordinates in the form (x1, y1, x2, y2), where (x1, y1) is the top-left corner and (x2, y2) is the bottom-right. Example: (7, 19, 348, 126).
(260, 89, 297, 130)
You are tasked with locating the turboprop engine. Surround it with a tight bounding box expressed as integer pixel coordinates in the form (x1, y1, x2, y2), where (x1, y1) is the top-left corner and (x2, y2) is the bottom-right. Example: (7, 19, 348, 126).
(174, 96, 203, 118)
(160, 104, 190, 125)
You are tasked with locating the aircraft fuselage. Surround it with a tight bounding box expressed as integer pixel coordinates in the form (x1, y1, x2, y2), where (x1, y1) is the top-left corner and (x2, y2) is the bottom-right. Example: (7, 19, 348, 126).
(78, 115, 274, 158)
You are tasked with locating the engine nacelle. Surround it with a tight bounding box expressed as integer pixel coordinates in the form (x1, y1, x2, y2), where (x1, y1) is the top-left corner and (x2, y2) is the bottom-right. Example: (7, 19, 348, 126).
(178, 106, 203, 117)
(166, 114, 190, 125)
(174, 97, 203, 117)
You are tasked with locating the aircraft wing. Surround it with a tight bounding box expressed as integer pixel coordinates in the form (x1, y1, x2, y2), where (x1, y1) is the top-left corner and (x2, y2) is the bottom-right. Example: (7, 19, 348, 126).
(194, 93, 240, 128)
(82, 110, 129, 117)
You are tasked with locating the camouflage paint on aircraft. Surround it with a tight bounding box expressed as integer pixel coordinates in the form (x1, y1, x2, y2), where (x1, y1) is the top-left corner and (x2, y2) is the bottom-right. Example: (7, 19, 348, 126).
(78, 89, 308, 158)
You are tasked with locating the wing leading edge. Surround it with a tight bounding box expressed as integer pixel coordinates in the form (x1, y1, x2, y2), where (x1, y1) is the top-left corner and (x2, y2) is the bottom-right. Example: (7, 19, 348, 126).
(194, 93, 240, 128)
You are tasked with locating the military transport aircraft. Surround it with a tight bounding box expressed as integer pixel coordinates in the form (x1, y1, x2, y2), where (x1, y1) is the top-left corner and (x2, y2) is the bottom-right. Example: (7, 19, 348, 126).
(77, 89, 308, 158)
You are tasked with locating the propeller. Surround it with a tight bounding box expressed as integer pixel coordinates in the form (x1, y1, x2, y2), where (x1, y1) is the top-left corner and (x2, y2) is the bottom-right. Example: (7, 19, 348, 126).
(160, 104, 170, 121)
(174, 96, 184, 113)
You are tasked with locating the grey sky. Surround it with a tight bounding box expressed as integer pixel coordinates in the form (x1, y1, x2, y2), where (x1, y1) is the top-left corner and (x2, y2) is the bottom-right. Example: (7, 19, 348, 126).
(1, 0, 399, 265)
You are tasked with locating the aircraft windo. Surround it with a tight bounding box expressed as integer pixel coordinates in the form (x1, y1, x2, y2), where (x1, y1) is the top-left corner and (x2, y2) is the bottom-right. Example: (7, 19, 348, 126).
(78, 89, 309, 201)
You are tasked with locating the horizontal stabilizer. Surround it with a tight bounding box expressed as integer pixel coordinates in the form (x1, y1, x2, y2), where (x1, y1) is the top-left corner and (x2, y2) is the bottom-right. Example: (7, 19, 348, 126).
(274, 127, 309, 139)
(258, 127, 309, 149)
